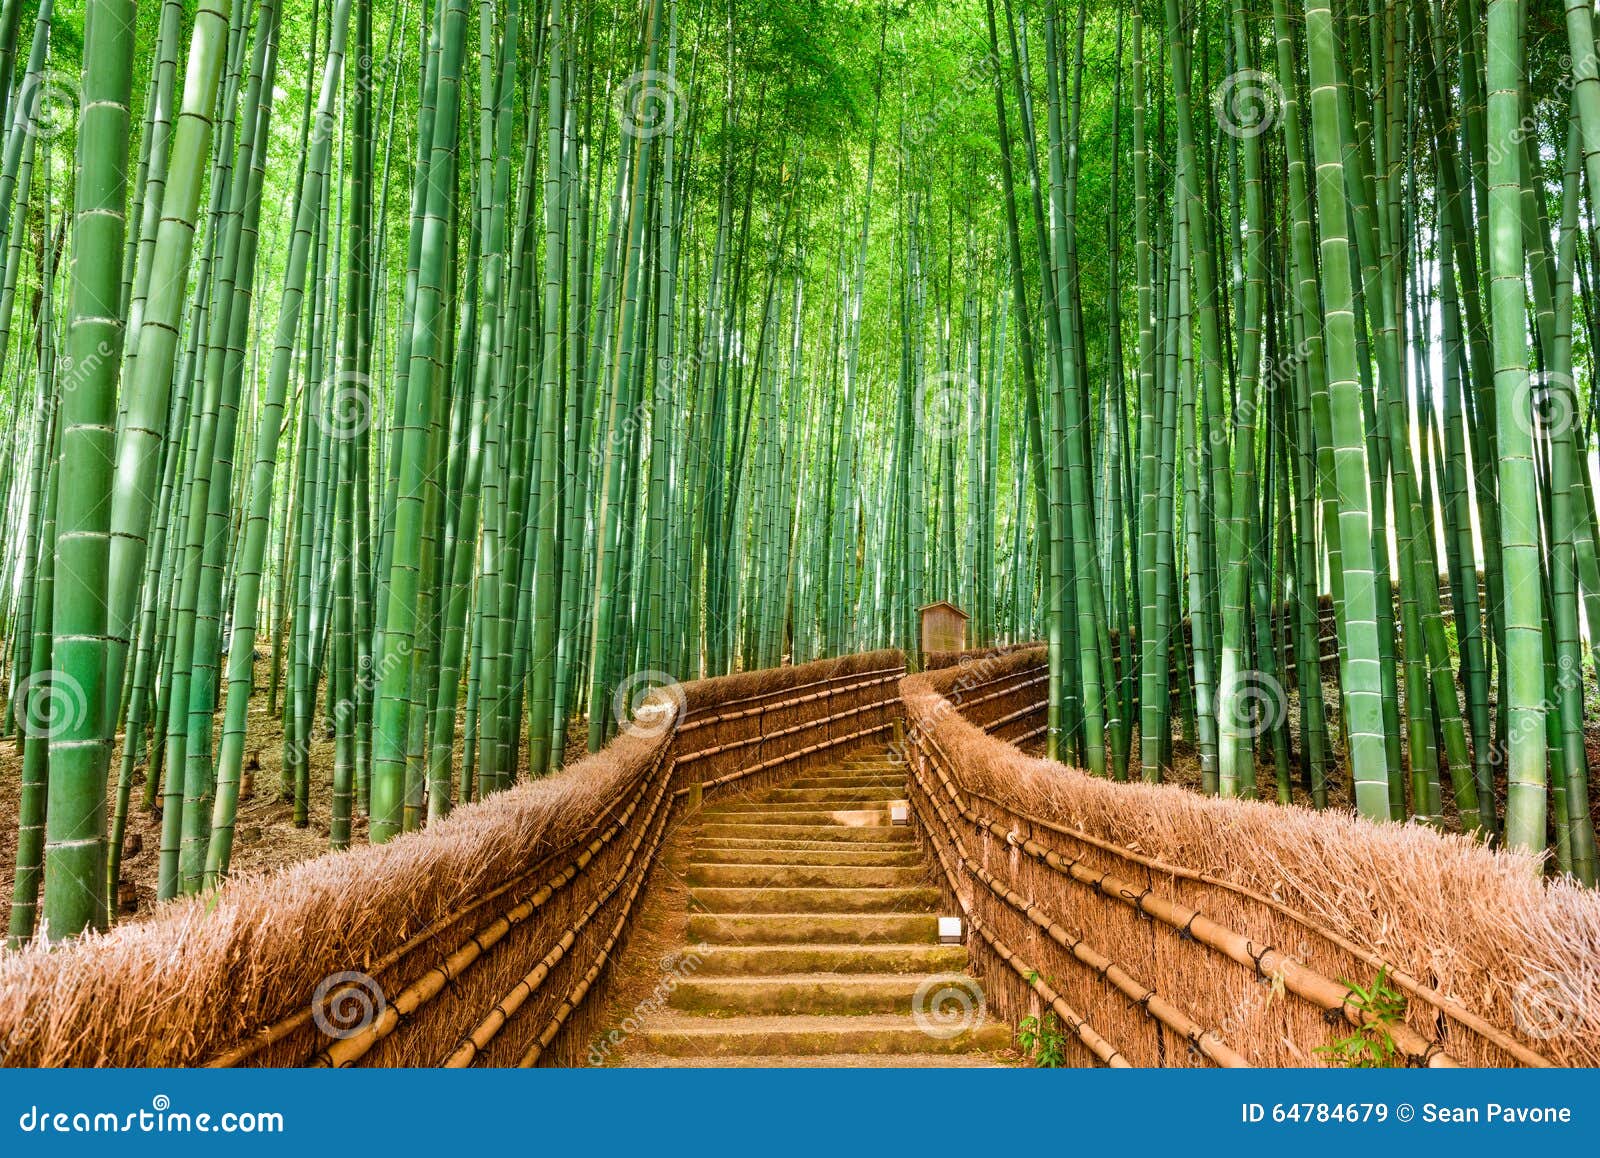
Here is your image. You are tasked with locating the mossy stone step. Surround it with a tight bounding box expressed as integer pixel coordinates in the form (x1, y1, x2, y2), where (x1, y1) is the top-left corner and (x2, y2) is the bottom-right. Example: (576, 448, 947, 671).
(697, 822, 916, 844)
(688, 846, 922, 867)
(687, 863, 925, 889)
(635, 1013, 1012, 1057)
(700, 805, 893, 827)
(689, 885, 940, 914)
(693, 836, 918, 854)
(670, 973, 934, 1015)
(784, 774, 904, 790)
(758, 785, 905, 803)
(692, 942, 969, 975)
(619, 1052, 1005, 1068)
(686, 911, 940, 944)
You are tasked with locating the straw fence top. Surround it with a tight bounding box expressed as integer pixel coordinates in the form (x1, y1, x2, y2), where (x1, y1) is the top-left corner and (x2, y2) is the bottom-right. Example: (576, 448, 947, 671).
(903, 650, 1600, 1067)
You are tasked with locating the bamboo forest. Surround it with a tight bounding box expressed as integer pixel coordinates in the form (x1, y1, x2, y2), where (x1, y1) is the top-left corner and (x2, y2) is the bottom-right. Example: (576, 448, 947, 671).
(1, 0, 1600, 1080)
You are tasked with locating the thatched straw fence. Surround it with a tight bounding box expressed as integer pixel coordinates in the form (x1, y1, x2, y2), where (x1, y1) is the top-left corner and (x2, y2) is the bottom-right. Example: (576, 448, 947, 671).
(0, 650, 902, 1067)
(6, 637, 1594, 1069)
(899, 646, 1600, 1067)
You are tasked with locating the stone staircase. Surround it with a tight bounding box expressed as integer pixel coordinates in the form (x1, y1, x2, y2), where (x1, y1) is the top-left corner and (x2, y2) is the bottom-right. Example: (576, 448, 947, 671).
(625, 750, 1011, 1066)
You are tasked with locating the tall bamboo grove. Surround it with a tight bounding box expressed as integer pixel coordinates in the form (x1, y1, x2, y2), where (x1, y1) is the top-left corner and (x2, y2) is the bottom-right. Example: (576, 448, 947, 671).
(3, 0, 1600, 944)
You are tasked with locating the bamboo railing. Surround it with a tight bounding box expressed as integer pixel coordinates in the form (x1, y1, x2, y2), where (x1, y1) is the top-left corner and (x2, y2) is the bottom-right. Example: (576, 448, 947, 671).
(0, 651, 903, 1068)
(4, 636, 1592, 1069)
(897, 649, 1597, 1068)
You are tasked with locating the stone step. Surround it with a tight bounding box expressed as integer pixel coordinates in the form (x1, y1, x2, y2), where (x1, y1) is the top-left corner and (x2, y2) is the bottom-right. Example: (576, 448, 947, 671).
(687, 912, 940, 944)
(694, 835, 916, 854)
(701, 805, 893, 827)
(708, 797, 896, 814)
(671, 973, 937, 1015)
(710, 796, 895, 811)
(698, 822, 916, 844)
(635, 1013, 1011, 1058)
(687, 863, 926, 889)
(618, 1052, 1006, 1068)
(689, 846, 922, 868)
(784, 774, 904, 790)
(758, 785, 905, 803)
(690, 885, 940, 914)
(694, 942, 969, 976)
(606, 750, 1014, 1069)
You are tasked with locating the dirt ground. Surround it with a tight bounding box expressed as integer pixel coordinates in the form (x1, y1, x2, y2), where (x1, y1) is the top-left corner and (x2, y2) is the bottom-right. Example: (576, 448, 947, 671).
(0, 662, 355, 933)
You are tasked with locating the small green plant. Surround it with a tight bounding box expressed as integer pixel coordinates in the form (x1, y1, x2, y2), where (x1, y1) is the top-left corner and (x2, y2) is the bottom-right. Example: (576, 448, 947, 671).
(1315, 968, 1408, 1068)
(1017, 1012, 1068, 1068)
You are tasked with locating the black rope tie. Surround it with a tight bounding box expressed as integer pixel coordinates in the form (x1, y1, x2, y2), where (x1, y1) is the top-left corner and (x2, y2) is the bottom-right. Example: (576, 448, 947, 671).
(1125, 884, 1154, 920)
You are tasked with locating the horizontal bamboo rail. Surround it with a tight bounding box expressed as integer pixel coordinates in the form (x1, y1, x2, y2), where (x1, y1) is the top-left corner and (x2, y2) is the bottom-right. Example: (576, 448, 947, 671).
(674, 681, 901, 762)
(916, 790, 1131, 1067)
(904, 678, 1465, 1067)
(907, 729, 1247, 1066)
(442, 767, 677, 1066)
(940, 654, 1556, 1068)
(675, 665, 905, 731)
(202, 763, 663, 1068)
(311, 749, 676, 1066)
(279, 653, 902, 1068)
(971, 914, 1132, 1068)
(515, 845, 663, 1068)
(959, 782, 1553, 1069)
(699, 720, 896, 790)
